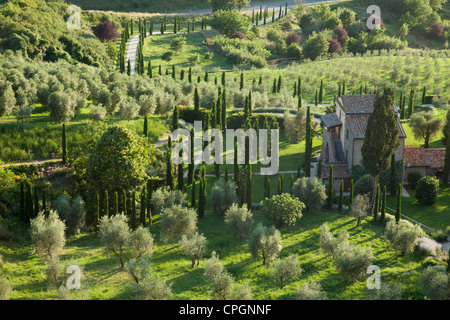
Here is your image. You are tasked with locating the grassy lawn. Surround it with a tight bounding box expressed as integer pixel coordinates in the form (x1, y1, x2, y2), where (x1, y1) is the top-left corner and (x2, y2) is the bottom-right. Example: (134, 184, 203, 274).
(386, 186, 450, 231)
(0, 206, 432, 300)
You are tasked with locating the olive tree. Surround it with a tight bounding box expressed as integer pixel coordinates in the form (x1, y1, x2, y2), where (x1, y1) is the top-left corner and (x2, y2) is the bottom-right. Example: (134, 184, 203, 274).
(410, 111, 444, 148)
(296, 281, 328, 300)
(130, 226, 154, 260)
(248, 223, 282, 265)
(99, 213, 131, 268)
(333, 243, 373, 283)
(30, 210, 66, 260)
(151, 187, 188, 215)
(350, 194, 371, 227)
(52, 194, 85, 236)
(204, 252, 235, 300)
(224, 203, 254, 240)
(419, 266, 448, 300)
(210, 179, 239, 216)
(136, 273, 173, 300)
(292, 177, 327, 211)
(319, 222, 349, 255)
(160, 204, 197, 243)
(385, 219, 422, 256)
(271, 254, 303, 289)
(231, 283, 253, 300)
(0, 276, 12, 300)
(178, 232, 208, 268)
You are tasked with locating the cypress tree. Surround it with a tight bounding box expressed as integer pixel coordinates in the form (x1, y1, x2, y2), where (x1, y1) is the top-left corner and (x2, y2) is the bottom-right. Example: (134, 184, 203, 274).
(285, 1, 288, 15)
(127, 59, 131, 76)
(278, 175, 282, 195)
(222, 71, 226, 86)
(264, 175, 269, 199)
(62, 123, 67, 164)
(277, 75, 281, 92)
(246, 164, 252, 210)
(327, 165, 334, 210)
(374, 183, 380, 221)
(315, 89, 318, 106)
(222, 87, 227, 131)
(338, 83, 342, 96)
(240, 73, 244, 90)
(159, 65, 162, 76)
(188, 128, 194, 184)
(33, 186, 39, 217)
(131, 18, 134, 34)
(174, 16, 177, 34)
(204, 71, 208, 82)
(187, 21, 190, 33)
(104, 190, 109, 218)
(147, 60, 153, 78)
(42, 189, 47, 215)
(194, 87, 200, 112)
(319, 79, 324, 103)
(198, 177, 205, 218)
(258, 76, 262, 85)
(197, 75, 201, 83)
(349, 178, 354, 205)
(172, 65, 176, 79)
(304, 106, 312, 177)
(443, 133, 450, 185)
(166, 136, 174, 190)
(342, 80, 346, 95)
(408, 89, 415, 118)
(25, 181, 33, 220)
(131, 191, 137, 230)
(143, 115, 148, 137)
(422, 86, 426, 104)
(290, 174, 294, 194)
(140, 187, 146, 226)
(164, 15, 167, 31)
(252, 9, 255, 23)
(172, 105, 179, 131)
(122, 189, 127, 215)
(178, 163, 184, 191)
(224, 165, 228, 181)
(272, 8, 275, 22)
(150, 18, 154, 35)
(395, 183, 401, 223)
(191, 177, 196, 208)
(96, 191, 100, 230)
(389, 153, 397, 197)
(272, 79, 277, 93)
(147, 181, 152, 225)
(115, 191, 119, 216)
(338, 180, 343, 211)
(20, 181, 25, 220)
(380, 185, 386, 222)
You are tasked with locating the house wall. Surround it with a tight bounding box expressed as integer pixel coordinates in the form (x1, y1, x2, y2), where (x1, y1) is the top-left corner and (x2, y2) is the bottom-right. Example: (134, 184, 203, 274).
(321, 128, 336, 164)
(352, 137, 405, 167)
(403, 166, 427, 184)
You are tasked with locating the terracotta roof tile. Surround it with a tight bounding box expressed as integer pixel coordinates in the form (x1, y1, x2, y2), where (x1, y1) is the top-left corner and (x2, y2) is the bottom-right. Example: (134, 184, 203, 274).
(321, 113, 342, 128)
(424, 148, 445, 169)
(321, 163, 352, 179)
(404, 146, 430, 167)
(337, 95, 376, 114)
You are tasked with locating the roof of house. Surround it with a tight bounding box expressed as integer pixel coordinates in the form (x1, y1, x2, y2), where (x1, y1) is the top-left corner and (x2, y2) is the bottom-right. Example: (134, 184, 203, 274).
(321, 113, 342, 128)
(424, 148, 446, 169)
(346, 114, 407, 139)
(404, 145, 445, 169)
(337, 95, 377, 114)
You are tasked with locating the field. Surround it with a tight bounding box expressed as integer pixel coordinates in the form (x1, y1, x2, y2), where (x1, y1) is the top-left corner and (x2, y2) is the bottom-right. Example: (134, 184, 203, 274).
(0, 206, 431, 300)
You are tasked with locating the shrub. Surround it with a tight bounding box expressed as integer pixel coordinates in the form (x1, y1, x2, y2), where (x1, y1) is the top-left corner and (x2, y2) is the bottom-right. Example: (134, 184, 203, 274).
(385, 219, 422, 256)
(211, 272, 234, 300)
(319, 222, 349, 255)
(224, 203, 254, 240)
(188, 53, 200, 65)
(160, 204, 197, 243)
(354, 174, 375, 198)
(0, 276, 12, 300)
(415, 176, 439, 205)
(333, 243, 373, 283)
(419, 266, 448, 300)
(204, 52, 214, 60)
(417, 237, 441, 257)
(230, 31, 247, 39)
(170, 36, 186, 52)
(262, 193, 305, 227)
(30, 210, 66, 260)
(429, 23, 444, 40)
(151, 187, 188, 215)
(178, 232, 208, 268)
(52, 194, 85, 236)
(333, 27, 348, 44)
(281, 21, 292, 31)
(292, 177, 327, 211)
(99, 213, 131, 268)
(302, 31, 329, 61)
(296, 281, 328, 300)
(204, 251, 224, 282)
(94, 21, 120, 42)
(90, 104, 107, 121)
(210, 180, 238, 216)
(328, 39, 342, 54)
(285, 32, 300, 46)
(46, 256, 61, 290)
(271, 254, 303, 289)
(287, 43, 302, 60)
(162, 51, 174, 61)
(209, 10, 251, 36)
(136, 273, 173, 300)
(407, 170, 422, 189)
(0, 223, 14, 242)
(248, 223, 282, 265)
(350, 194, 371, 227)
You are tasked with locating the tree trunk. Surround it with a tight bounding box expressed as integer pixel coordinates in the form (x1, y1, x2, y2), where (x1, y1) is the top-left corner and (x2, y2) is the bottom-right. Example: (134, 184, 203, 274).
(357, 215, 361, 227)
(191, 256, 196, 268)
(370, 174, 380, 216)
(280, 276, 284, 289)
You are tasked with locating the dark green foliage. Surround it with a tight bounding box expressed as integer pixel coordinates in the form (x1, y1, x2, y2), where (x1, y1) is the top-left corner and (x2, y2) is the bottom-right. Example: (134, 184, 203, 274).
(178, 163, 184, 191)
(62, 123, 67, 164)
(246, 165, 252, 210)
(114, 191, 119, 216)
(380, 186, 386, 222)
(140, 187, 146, 226)
(172, 106, 179, 131)
(143, 115, 148, 137)
(338, 180, 343, 211)
(415, 176, 439, 206)
(304, 106, 312, 177)
(131, 191, 137, 230)
(191, 178, 196, 208)
(407, 170, 422, 190)
(349, 179, 354, 205)
(188, 128, 194, 185)
(104, 190, 109, 218)
(166, 137, 174, 190)
(374, 184, 380, 220)
(395, 183, 401, 223)
(33, 186, 39, 218)
(327, 165, 333, 210)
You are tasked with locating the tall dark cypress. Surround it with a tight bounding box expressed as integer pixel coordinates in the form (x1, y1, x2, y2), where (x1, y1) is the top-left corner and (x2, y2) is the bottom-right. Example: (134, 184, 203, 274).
(20, 181, 25, 220)
(62, 123, 67, 164)
(277, 75, 281, 93)
(188, 128, 194, 184)
(246, 164, 252, 210)
(304, 106, 312, 177)
(395, 183, 401, 223)
(191, 177, 196, 208)
(327, 165, 333, 210)
(194, 87, 200, 112)
(143, 115, 148, 137)
(222, 87, 227, 131)
(172, 105, 179, 131)
(349, 179, 354, 205)
(147, 180, 153, 225)
(188, 67, 192, 83)
(277, 176, 282, 195)
(374, 183, 380, 221)
(389, 153, 397, 197)
(104, 190, 109, 218)
(115, 191, 119, 216)
(198, 177, 205, 218)
(127, 59, 131, 76)
(166, 136, 174, 190)
(240, 73, 244, 90)
(178, 161, 184, 191)
(33, 186, 39, 217)
(140, 187, 146, 226)
(319, 79, 324, 103)
(96, 191, 100, 230)
(380, 185, 386, 222)
(42, 189, 47, 215)
(122, 189, 127, 216)
(338, 180, 343, 211)
(131, 191, 137, 230)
